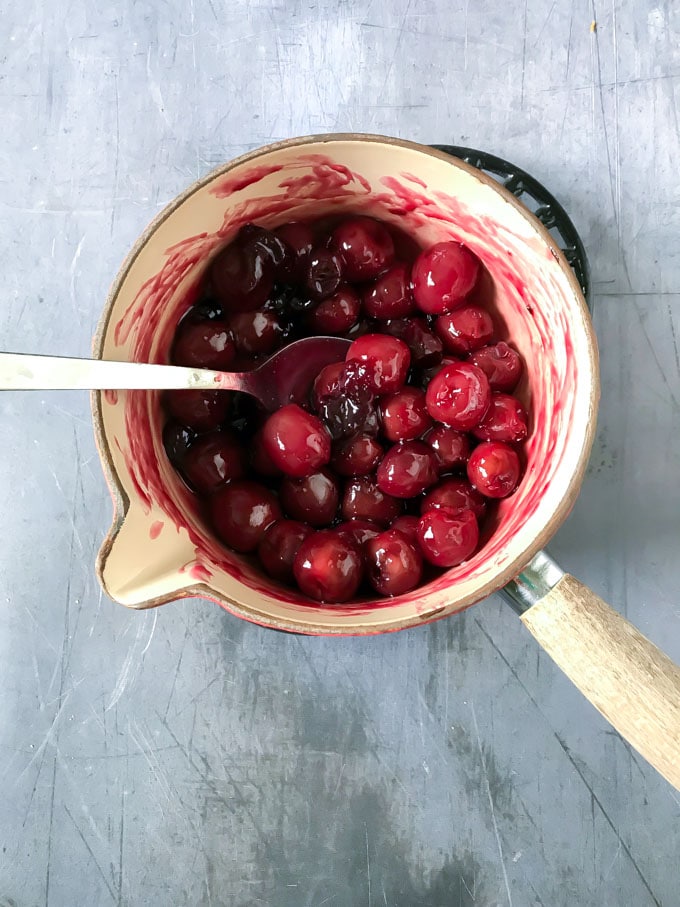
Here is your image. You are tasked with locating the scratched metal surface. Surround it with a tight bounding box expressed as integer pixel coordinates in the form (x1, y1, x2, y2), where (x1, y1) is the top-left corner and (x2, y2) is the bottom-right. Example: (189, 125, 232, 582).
(0, 1, 679, 905)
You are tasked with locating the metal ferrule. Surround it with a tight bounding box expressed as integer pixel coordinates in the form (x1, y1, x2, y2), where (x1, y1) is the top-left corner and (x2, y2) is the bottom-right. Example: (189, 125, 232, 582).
(499, 550, 565, 615)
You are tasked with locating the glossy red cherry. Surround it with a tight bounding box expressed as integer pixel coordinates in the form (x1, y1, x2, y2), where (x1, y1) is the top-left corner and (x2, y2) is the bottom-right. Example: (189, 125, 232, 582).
(258, 520, 313, 583)
(209, 480, 281, 552)
(342, 477, 402, 526)
(180, 430, 245, 494)
(229, 310, 285, 355)
(364, 529, 423, 596)
(346, 334, 410, 396)
(331, 435, 383, 476)
(379, 387, 432, 442)
(435, 305, 494, 356)
(425, 361, 491, 430)
(416, 507, 479, 567)
(423, 425, 471, 471)
(164, 390, 230, 432)
(330, 216, 395, 281)
(473, 394, 529, 443)
(210, 234, 274, 312)
(468, 342, 523, 392)
(412, 241, 480, 314)
(172, 319, 236, 370)
(293, 530, 364, 603)
(335, 520, 381, 548)
(376, 441, 439, 498)
(467, 441, 521, 498)
(306, 287, 360, 334)
(280, 468, 340, 527)
(363, 263, 414, 319)
(261, 404, 331, 478)
(389, 515, 421, 546)
(421, 477, 487, 519)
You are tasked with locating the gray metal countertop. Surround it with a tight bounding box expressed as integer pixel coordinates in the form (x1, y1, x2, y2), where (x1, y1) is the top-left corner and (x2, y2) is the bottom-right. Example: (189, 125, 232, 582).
(1, 2, 679, 905)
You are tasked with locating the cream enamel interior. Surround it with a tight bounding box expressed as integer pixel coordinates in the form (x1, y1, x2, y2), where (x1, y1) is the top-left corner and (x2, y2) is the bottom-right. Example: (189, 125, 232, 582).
(93, 135, 598, 635)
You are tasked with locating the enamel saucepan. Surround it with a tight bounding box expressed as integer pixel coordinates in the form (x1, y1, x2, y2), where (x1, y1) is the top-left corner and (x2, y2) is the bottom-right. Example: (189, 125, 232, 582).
(92, 134, 680, 789)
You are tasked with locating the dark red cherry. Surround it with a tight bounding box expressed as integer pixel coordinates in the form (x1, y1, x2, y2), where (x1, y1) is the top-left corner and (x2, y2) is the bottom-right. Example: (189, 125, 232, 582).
(435, 305, 494, 356)
(467, 441, 522, 498)
(210, 234, 275, 312)
(331, 435, 383, 476)
(335, 520, 381, 548)
(209, 480, 281, 552)
(379, 388, 432, 442)
(261, 404, 331, 477)
(473, 394, 529, 443)
(364, 529, 423, 596)
(258, 520, 313, 583)
(412, 241, 480, 314)
(163, 421, 196, 465)
(329, 216, 395, 281)
(363, 264, 414, 319)
(416, 507, 479, 567)
(423, 425, 471, 471)
(425, 362, 491, 430)
(468, 342, 523, 392)
(421, 477, 487, 519)
(293, 530, 364, 603)
(346, 334, 410, 396)
(164, 390, 230, 432)
(376, 441, 439, 498)
(172, 320, 235, 370)
(306, 287, 360, 334)
(279, 468, 340, 527)
(229, 309, 285, 355)
(342, 477, 402, 526)
(180, 430, 246, 494)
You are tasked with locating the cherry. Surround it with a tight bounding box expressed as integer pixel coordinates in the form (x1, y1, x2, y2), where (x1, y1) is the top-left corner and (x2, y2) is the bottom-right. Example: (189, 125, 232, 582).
(306, 287, 360, 334)
(467, 441, 521, 498)
(187, 297, 224, 322)
(389, 515, 421, 546)
(238, 224, 292, 275)
(229, 310, 285, 355)
(164, 390, 230, 432)
(364, 529, 423, 596)
(335, 519, 381, 548)
(376, 441, 439, 498)
(342, 477, 402, 526)
(331, 435, 383, 476)
(210, 234, 274, 312)
(383, 317, 443, 369)
(473, 393, 529, 443)
(261, 404, 331, 478)
(163, 421, 196, 465)
(280, 468, 340, 527)
(416, 507, 479, 567)
(316, 360, 379, 440)
(421, 477, 487, 519)
(258, 520, 313, 583)
(180, 430, 246, 494)
(274, 222, 315, 280)
(346, 334, 411, 396)
(363, 263, 414, 319)
(412, 241, 480, 314)
(305, 248, 343, 300)
(209, 480, 281, 552)
(468, 342, 523, 392)
(330, 216, 395, 281)
(422, 356, 458, 384)
(312, 361, 345, 410)
(172, 319, 236, 370)
(435, 305, 494, 355)
(293, 530, 364, 603)
(425, 361, 491, 430)
(251, 427, 282, 477)
(423, 425, 471, 472)
(379, 387, 432, 442)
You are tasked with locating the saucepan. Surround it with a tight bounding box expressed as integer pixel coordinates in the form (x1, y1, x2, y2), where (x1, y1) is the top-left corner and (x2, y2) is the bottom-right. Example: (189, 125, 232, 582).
(92, 134, 680, 789)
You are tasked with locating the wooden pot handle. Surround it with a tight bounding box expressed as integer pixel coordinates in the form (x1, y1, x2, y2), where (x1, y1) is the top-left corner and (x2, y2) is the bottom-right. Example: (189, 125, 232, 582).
(502, 555, 680, 790)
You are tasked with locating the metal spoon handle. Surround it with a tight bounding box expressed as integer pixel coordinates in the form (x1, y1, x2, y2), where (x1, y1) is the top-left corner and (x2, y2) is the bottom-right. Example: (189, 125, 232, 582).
(0, 352, 238, 391)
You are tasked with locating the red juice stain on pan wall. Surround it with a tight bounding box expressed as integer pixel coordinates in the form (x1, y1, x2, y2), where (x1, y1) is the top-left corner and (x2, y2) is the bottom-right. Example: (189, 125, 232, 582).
(106, 154, 575, 610)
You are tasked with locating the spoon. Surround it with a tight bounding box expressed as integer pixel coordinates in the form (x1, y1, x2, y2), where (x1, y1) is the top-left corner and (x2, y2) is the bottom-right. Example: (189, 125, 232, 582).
(0, 336, 352, 411)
